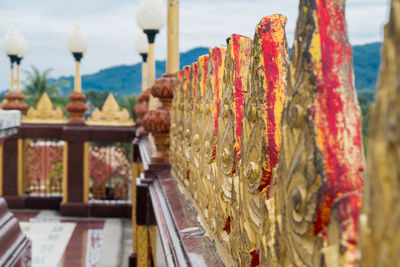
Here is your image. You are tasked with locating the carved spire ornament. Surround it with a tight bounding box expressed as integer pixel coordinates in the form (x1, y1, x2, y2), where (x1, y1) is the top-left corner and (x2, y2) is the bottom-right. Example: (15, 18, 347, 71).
(358, 1, 400, 266)
(277, 0, 364, 265)
(87, 93, 134, 126)
(23, 92, 67, 124)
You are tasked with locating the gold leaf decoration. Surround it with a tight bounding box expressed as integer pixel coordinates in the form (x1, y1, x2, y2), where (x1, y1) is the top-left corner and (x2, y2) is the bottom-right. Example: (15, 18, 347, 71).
(23, 92, 67, 124)
(86, 93, 134, 126)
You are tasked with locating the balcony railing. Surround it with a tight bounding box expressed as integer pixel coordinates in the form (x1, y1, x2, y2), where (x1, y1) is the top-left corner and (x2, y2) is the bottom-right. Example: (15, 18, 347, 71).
(0, 93, 136, 217)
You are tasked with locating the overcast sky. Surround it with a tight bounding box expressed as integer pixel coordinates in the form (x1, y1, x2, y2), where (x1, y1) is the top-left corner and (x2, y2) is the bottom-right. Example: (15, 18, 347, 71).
(0, 0, 390, 91)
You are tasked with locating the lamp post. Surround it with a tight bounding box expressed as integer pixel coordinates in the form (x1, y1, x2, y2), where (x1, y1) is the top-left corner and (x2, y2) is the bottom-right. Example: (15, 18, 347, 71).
(167, 0, 179, 74)
(16, 36, 27, 94)
(136, 0, 166, 90)
(135, 31, 149, 92)
(14, 33, 28, 112)
(66, 23, 88, 123)
(2, 26, 21, 110)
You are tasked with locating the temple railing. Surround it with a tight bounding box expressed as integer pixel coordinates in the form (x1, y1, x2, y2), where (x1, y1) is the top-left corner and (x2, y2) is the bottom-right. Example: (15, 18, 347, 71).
(0, 93, 136, 217)
(132, 0, 400, 266)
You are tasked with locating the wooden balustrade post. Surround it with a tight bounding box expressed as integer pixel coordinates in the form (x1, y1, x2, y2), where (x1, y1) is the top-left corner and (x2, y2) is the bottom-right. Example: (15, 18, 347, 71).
(1, 135, 26, 208)
(61, 53, 90, 216)
(60, 125, 90, 216)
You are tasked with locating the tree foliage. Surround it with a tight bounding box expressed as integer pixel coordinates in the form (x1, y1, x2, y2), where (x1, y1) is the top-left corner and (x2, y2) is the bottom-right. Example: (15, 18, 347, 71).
(22, 66, 69, 110)
(118, 95, 138, 120)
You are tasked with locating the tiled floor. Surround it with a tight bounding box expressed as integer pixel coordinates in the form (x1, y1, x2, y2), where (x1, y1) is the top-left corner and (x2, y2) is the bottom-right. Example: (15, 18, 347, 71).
(13, 211, 106, 267)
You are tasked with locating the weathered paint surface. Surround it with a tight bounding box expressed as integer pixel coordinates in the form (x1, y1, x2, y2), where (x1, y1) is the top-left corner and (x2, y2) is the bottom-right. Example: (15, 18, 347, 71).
(190, 62, 198, 110)
(230, 34, 252, 163)
(240, 14, 288, 267)
(312, 0, 364, 235)
(277, 0, 365, 265)
(210, 47, 226, 135)
(328, 193, 361, 265)
(257, 15, 288, 194)
(183, 66, 191, 101)
(177, 70, 183, 93)
(197, 55, 209, 100)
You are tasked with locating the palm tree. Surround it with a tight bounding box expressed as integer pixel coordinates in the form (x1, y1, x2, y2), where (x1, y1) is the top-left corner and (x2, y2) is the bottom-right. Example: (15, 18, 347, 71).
(23, 66, 69, 109)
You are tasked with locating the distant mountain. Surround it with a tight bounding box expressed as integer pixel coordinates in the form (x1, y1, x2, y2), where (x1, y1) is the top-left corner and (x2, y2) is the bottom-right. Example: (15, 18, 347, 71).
(56, 47, 209, 96)
(54, 43, 382, 96)
(352, 42, 382, 90)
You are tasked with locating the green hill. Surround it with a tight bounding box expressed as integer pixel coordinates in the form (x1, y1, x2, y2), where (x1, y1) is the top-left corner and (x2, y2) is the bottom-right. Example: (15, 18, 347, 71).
(57, 47, 209, 96)
(353, 42, 382, 91)
(55, 43, 382, 97)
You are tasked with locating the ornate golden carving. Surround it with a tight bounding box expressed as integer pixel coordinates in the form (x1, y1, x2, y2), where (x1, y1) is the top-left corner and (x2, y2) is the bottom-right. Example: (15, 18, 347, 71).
(278, 1, 364, 266)
(168, 2, 370, 266)
(87, 93, 134, 126)
(359, 1, 400, 266)
(200, 47, 226, 235)
(183, 63, 197, 187)
(239, 15, 288, 266)
(177, 66, 191, 183)
(216, 34, 252, 258)
(170, 70, 183, 179)
(191, 55, 208, 204)
(23, 93, 67, 124)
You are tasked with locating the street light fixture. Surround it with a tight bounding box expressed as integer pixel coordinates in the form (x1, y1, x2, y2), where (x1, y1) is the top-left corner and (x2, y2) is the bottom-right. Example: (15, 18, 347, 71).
(67, 23, 87, 93)
(135, 31, 149, 92)
(2, 26, 29, 111)
(66, 23, 88, 123)
(3, 26, 20, 94)
(14, 32, 28, 111)
(136, 0, 166, 89)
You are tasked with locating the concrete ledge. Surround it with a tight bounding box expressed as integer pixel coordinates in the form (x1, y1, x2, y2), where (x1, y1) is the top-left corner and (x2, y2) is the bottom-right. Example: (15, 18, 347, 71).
(98, 219, 123, 267)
